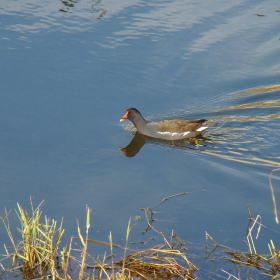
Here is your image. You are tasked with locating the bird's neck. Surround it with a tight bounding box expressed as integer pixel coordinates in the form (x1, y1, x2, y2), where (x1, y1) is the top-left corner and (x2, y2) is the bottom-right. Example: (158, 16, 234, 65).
(132, 117, 147, 131)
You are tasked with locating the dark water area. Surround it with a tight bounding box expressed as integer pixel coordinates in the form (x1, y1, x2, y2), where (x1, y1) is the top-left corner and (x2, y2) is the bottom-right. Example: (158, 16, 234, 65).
(1, 0, 280, 278)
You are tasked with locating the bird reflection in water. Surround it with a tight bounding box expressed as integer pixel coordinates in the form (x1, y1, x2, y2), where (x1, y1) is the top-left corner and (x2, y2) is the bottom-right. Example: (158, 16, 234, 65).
(119, 132, 210, 157)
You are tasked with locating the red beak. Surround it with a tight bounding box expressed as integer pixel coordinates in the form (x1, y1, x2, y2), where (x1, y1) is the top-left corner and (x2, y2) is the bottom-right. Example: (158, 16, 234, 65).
(120, 110, 129, 122)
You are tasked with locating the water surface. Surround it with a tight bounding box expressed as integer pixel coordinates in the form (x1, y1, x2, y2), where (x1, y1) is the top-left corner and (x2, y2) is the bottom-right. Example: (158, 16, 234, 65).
(0, 0, 280, 278)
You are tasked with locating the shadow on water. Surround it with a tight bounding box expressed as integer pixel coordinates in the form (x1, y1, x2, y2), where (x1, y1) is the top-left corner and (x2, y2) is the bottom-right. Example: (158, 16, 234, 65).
(119, 132, 211, 157)
(119, 84, 280, 168)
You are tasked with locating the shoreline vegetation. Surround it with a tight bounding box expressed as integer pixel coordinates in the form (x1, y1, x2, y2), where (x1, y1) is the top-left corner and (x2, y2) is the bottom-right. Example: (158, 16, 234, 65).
(0, 199, 280, 279)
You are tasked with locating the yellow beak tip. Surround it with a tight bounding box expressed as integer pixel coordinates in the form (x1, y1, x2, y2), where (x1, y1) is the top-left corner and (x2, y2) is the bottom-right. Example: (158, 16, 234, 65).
(120, 118, 125, 122)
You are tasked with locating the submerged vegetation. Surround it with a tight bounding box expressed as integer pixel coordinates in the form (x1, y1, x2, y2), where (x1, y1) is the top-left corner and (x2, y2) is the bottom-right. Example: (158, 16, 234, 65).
(1, 199, 280, 279)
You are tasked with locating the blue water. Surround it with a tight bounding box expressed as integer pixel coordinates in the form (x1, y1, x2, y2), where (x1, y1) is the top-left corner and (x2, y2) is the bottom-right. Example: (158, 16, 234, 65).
(1, 0, 280, 278)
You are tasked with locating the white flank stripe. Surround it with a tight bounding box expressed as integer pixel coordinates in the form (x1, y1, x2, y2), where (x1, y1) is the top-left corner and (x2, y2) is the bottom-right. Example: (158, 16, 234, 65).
(196, 126, 208, 132)
(158, 131, 190, 136)
(158, 131, 179, 135)
(182, 131, 190, 136)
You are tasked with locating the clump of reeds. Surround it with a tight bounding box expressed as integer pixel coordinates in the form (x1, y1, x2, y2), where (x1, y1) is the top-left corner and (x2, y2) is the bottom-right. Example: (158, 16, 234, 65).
(205, 205, 280, 279)
(91, 245, 197, 279)
(0, 198, 197, 279)
(224, 207, 280, 278)
(0, 198, 65, 279)
(89, 219, 197, 279)
(2, 198, 280, 279)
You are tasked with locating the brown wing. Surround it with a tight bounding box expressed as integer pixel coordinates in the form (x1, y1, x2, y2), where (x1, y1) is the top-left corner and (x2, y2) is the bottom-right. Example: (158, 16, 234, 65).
(153, 119, 206, 133)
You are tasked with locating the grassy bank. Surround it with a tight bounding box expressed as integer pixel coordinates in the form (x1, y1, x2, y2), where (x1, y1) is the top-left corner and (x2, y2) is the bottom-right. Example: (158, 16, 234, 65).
(0, 199, 196, 279)
(1, 200, 280, 279)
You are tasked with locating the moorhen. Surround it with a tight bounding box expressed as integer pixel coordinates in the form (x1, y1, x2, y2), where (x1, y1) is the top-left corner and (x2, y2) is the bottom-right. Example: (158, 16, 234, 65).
(120, 108, 209, 140)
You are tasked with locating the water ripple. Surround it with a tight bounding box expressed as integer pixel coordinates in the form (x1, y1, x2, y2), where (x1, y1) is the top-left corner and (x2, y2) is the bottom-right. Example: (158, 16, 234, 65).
(120, 85, 280, 169)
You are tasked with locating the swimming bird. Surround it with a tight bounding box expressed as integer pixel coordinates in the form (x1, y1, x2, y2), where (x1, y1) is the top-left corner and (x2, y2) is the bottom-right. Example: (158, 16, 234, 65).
(120, 108, 209, 140)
